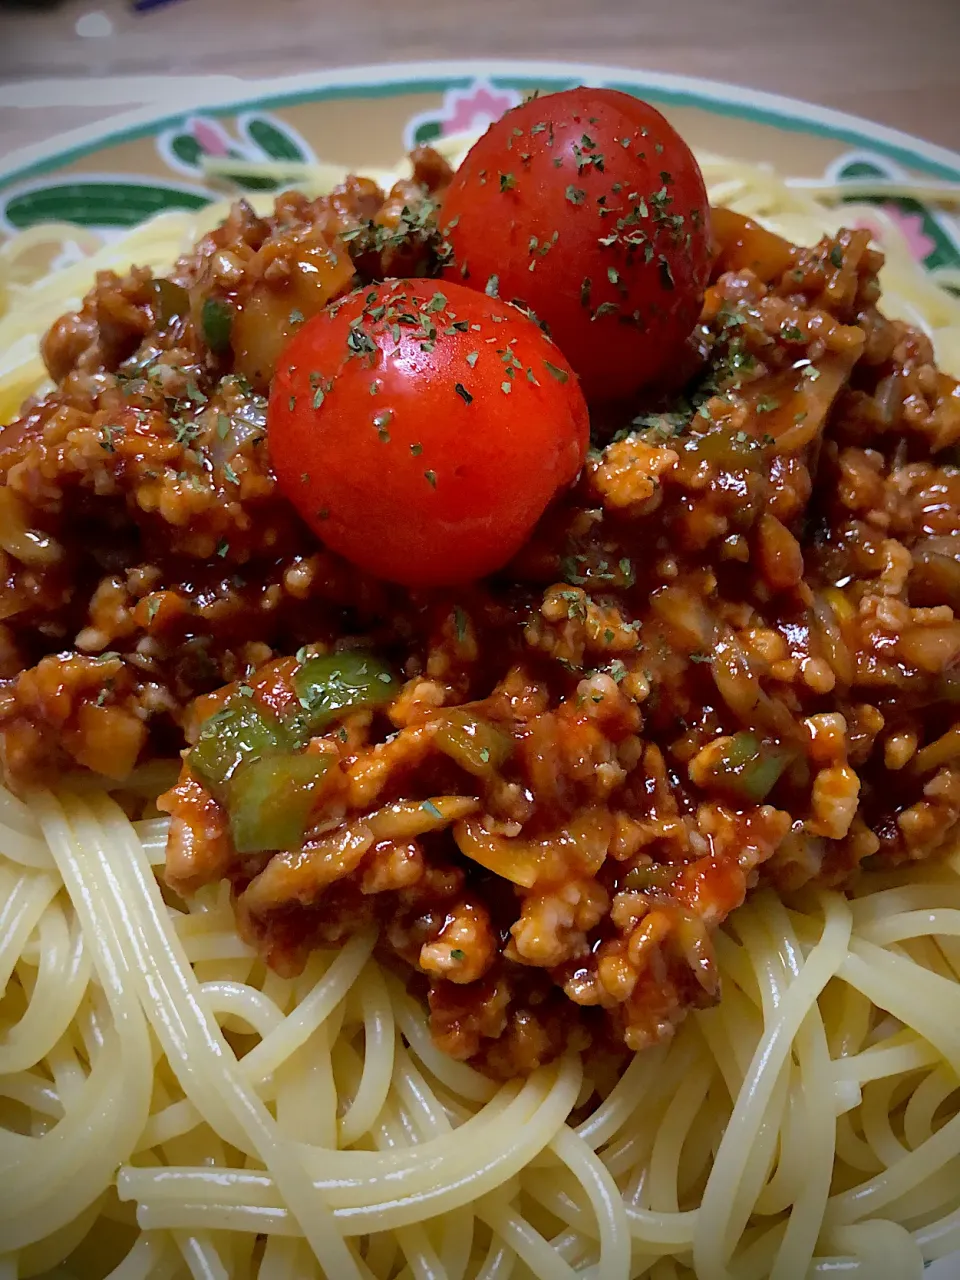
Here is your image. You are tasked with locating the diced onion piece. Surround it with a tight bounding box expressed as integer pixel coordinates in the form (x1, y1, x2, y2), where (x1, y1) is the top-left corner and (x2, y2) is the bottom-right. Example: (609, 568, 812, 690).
(232, 231, 355, 388)
(455, 808, 613, 888)
(650, 584, 716, 652)
(454, 817, 543, 888)
(0, 486, 63, 567)
(367, 796, 479, 842)
(913, 723, 960, 775)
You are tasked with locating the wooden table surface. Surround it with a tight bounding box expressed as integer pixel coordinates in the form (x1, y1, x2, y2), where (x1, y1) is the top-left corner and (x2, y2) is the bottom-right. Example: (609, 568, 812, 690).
(1, 0, 959, 158)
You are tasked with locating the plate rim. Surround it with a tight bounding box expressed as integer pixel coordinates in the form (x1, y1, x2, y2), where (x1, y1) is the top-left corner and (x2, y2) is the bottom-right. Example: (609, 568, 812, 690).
(2, 57, 959, 189)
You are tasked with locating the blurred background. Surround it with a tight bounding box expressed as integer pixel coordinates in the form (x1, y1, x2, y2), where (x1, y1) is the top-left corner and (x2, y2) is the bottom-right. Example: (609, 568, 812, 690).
(1, 0, 959, 157)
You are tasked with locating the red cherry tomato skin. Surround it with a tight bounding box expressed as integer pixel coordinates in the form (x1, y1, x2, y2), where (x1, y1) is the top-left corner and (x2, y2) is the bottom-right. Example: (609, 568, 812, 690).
(268, 279, 589, 588)
(439, 88, 711, 403)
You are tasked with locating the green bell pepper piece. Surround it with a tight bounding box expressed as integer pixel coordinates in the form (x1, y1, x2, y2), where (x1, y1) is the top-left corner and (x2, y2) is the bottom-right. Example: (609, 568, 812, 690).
(188, 694, 293, 796)
(150, 278, 189, 326)
(293, 651, 398, 735)
(709, 731, 792, 803)
(201, 296, 233, 354)
(226, 752, 334, 854)
(434, 708, 512, 778)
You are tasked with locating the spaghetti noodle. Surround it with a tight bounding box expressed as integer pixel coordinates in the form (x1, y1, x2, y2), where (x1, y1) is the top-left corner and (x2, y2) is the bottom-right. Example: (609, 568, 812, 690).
(3, 785, 960, 1278)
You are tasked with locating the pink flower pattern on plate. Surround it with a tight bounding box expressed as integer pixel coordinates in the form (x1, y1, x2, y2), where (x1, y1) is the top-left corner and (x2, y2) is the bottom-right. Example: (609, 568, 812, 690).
(855, 204, 937, 263)
(188, 117, 232, 159)
(441, 84, 520, 137)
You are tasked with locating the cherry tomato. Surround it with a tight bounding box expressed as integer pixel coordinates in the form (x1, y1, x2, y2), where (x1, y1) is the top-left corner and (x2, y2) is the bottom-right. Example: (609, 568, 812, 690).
(439, 87, 711, 403)
(268, 279, 588, 587)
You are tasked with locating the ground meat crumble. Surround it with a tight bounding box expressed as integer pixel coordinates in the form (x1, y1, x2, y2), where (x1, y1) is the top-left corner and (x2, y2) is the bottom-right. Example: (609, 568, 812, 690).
(2, 159, 959, 1075)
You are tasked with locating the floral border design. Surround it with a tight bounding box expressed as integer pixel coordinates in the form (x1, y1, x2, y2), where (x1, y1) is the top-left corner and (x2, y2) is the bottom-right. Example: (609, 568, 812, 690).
(0, 73, 957, 282)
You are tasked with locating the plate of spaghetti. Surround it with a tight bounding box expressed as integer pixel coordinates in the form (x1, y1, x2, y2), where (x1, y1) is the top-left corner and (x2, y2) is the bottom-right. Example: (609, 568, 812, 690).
(3, 60, 960, 1280)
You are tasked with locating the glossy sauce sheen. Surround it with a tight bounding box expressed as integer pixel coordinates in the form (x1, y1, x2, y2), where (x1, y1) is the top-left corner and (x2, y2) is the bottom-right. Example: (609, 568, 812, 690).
(0, 148, 959, 1077)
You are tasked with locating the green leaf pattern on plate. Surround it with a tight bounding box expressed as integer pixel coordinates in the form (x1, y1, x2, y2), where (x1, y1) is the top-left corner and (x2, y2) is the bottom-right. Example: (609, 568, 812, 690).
(0, 110, 318, 235)
(3, 179, 211, 233)
(158, 111, 315, 191)
(168, 132, 205, 172)
(410, 119, 444, 147)
(244, 117, 306, 164)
